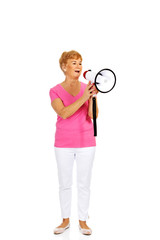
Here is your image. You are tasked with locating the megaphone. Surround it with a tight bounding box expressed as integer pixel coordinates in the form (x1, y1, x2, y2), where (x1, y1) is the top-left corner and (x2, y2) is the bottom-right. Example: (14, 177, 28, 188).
(83, 68, 116, 93)
(83, 68, 116, 136)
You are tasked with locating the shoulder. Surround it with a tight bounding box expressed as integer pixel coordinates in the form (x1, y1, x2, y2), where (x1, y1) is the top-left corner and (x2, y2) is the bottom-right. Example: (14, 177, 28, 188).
(49, 84, 61, 102)
(49, 84, 59, 91)
(49, 84, 60, 94)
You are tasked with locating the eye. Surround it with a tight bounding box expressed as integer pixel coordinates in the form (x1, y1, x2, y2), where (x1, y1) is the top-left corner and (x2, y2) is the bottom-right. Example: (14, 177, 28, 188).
(79, 63, 82, 65)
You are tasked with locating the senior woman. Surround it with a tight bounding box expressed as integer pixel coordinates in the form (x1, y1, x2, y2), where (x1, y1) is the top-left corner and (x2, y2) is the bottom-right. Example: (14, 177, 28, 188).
(49, 50, 99, 235)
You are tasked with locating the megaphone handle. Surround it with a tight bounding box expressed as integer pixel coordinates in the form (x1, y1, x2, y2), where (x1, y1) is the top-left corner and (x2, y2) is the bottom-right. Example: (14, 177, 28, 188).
(92, 97, 97, 136)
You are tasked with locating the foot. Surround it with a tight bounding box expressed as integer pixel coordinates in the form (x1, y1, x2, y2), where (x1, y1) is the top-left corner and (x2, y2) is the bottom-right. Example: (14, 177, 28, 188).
(57, 218, 70, 228)
(79, 220, 90, 229)
(79, 220, 92, 235)
(54, 218, 70, 234)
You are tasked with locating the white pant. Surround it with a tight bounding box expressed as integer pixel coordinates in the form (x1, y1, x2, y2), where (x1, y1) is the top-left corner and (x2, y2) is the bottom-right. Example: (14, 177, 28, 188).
(54, 147, 96, 221)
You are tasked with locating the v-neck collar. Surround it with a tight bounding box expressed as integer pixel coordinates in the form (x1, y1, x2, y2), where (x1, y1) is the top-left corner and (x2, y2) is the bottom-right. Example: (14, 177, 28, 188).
(58, 82, 82, 97)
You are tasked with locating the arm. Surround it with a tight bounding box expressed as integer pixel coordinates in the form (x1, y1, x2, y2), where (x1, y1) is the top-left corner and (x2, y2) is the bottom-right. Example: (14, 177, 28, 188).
(51, 81, 95, 119)
(51, 95, 87, 119)
(88, 96, 99, 119)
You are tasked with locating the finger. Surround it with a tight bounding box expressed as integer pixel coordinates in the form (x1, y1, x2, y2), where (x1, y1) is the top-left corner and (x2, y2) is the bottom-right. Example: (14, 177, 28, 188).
(90, 90, 95, 95)
(89, 84, 94, 90)
(89, 88, 94, 93)
(92, 90, 96, 95)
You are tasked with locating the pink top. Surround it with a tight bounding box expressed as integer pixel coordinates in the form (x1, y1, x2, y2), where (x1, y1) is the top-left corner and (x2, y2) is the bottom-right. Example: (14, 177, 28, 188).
(49, 81, 96, 148)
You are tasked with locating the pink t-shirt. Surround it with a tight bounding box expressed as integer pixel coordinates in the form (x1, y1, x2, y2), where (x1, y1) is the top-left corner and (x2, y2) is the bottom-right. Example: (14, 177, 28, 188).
(49, 81, 96, 148)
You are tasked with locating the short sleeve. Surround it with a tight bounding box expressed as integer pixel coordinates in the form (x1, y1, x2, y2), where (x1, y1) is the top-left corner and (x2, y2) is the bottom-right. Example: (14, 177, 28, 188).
(49, 88, 59, 103)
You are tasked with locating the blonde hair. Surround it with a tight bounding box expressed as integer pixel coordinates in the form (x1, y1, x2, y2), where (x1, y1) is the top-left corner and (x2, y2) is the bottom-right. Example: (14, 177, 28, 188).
(59, 50, 82, 73)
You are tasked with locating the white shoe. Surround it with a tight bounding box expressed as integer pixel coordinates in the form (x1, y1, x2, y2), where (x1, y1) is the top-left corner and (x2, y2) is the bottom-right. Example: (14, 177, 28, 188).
(79, 225, 92, 235)
(53, 223, 70, 234)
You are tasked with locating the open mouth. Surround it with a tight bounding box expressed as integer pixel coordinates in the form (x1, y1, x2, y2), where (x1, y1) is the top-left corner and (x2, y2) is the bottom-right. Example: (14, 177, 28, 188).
(75, 70, 80, 73)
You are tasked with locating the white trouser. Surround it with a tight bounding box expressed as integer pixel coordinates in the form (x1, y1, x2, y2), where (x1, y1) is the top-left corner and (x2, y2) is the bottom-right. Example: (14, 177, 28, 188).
(54, 147, 96, 221)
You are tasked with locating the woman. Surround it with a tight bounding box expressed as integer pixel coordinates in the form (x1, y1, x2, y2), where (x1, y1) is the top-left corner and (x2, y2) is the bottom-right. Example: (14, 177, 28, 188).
(49, 50, 99, 235)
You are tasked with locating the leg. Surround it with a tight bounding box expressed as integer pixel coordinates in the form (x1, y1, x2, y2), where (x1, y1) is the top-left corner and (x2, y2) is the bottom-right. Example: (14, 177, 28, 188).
(54, 147, 75, 219)
(76, 147, 96, 221)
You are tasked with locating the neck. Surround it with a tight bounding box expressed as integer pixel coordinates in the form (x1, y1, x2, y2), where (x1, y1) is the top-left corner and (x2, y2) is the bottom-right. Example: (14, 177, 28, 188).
(64, 76, 79, 87)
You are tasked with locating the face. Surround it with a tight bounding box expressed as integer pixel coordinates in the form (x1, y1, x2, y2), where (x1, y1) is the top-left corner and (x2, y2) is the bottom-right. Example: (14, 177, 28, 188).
(63, 58, 82, 78)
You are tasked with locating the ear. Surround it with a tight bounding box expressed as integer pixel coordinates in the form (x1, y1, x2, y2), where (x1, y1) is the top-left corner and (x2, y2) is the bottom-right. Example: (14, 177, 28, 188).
(62, 63, 66, 72)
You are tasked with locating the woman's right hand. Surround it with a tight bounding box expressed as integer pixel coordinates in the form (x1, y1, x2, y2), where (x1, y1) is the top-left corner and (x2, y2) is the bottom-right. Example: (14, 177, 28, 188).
(82, 81, 95, 101)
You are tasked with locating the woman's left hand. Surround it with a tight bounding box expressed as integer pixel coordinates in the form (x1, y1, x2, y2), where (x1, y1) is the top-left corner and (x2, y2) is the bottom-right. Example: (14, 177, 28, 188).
(90, 84, 99, 96)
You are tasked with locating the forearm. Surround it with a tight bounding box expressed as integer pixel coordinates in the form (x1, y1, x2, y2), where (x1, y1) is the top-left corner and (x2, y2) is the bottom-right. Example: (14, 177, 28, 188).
(88, 96, 99, 119)
(62, 96, 87, 119)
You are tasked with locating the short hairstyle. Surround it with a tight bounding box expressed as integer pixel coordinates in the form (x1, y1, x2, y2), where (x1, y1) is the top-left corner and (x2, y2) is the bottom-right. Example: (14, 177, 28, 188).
(59, 50, 82, 73)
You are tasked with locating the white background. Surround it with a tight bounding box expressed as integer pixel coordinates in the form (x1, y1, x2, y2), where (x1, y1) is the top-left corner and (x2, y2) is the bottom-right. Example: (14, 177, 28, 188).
(0, 0, 160, 240)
